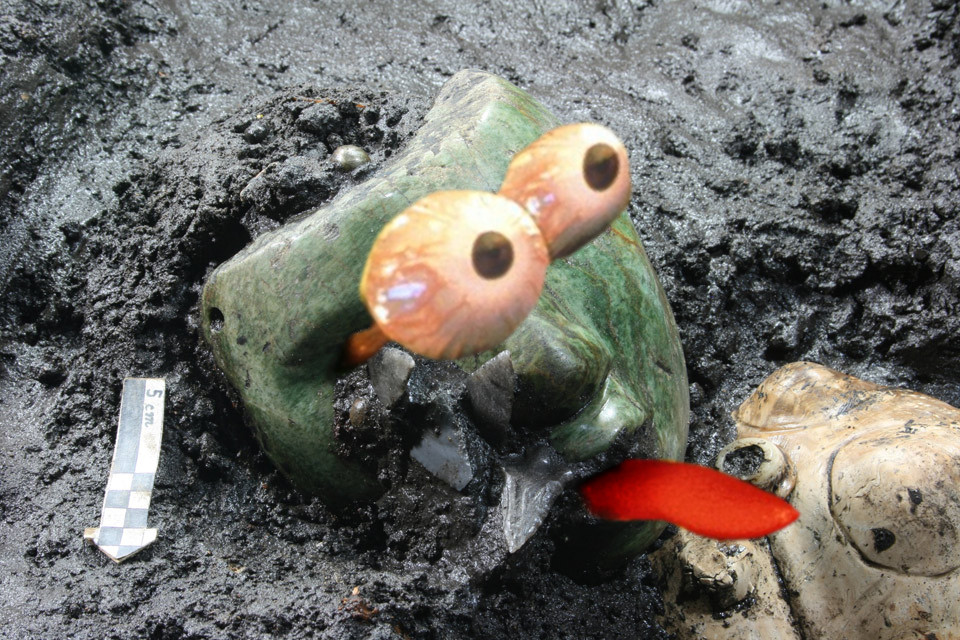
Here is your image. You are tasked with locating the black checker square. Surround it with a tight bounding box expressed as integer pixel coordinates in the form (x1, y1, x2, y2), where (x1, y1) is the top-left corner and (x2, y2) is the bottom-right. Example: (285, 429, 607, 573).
(105, 490, 131, 508)
(97, 527, 124, 546)
(124, 509, 149, 528)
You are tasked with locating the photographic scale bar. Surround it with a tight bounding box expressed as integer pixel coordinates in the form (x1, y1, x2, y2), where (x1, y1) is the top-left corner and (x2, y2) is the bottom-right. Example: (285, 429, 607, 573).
(84, 377, 165, 563)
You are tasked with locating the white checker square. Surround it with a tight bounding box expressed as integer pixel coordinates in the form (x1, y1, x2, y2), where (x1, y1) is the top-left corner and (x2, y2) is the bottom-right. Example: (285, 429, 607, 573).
(128, 491, 151, 509)
(134, 447, 160, 474)
(120, 528, 144, 547)
(101, 508, 127, 527)
(142, 529, 158, 547)
(107, 473, 133, 491)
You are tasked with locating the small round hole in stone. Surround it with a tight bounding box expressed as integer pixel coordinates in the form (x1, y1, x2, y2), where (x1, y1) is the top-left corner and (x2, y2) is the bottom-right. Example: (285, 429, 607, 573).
(209, 307, 225, 332)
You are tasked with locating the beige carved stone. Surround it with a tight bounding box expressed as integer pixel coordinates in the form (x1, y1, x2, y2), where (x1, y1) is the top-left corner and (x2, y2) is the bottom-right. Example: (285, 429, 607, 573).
(650, 529, 802, 640)
(734, 362, 960, 638)
(652, 362, 960, 639)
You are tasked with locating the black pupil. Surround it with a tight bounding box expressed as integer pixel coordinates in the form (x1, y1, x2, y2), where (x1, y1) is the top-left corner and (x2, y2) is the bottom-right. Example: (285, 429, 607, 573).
(472, 231, 514, 279)
(583, 143, 618, 191)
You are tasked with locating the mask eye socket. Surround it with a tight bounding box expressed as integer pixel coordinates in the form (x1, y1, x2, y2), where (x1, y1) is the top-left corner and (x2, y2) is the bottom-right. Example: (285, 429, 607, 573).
(499, 123, 631, 259)
(360, 190, 549, 360)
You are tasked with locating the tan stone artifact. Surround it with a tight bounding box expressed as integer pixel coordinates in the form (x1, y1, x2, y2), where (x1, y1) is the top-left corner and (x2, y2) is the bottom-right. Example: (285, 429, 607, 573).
(653, 362, 960, 639)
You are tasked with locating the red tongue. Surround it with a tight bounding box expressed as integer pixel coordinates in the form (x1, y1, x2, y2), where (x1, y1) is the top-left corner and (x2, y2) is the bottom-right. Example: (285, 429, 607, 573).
(580, 459, 799, 540)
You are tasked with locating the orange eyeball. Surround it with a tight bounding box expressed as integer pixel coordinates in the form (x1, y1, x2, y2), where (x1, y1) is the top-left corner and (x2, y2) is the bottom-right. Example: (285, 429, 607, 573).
(359, 190, 550, 360)
(498, 123, 631, 260)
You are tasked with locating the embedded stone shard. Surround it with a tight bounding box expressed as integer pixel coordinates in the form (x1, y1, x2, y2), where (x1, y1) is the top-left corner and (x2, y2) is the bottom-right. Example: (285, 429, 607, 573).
(502, 472, 562, 553)
(411, 422, 475, 491)
(500, 446, 571, 553)
(367, 347, 415, 408)
(464, 350, 516, 448)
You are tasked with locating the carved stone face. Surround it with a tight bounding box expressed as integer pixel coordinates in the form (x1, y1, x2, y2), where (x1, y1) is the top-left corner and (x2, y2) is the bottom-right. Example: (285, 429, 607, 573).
(726, 362, 960, 640)
(200, 71, 688, 572)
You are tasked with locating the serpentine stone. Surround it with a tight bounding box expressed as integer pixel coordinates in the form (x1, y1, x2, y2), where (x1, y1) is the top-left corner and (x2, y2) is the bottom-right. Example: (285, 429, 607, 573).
(201, 69, 689, 565)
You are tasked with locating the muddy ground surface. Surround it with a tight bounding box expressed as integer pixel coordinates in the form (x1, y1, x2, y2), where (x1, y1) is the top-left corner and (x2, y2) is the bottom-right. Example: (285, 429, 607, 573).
(2, 1, 959, 638)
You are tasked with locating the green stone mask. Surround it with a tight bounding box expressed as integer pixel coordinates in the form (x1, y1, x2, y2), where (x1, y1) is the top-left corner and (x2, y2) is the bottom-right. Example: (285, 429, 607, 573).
(201, 70, 689, 570)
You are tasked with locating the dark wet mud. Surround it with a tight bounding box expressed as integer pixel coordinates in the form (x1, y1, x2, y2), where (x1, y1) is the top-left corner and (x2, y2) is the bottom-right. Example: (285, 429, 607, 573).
(2, 1, 959, 638)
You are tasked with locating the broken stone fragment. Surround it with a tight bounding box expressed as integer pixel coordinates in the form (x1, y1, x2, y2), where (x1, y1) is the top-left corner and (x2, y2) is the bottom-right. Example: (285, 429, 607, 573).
(725, 362, 960, 640)
(500, 446, 571, 553)
(410, 421, 475, 491)
(464, 350, 515, 448)
(367, 347, 415, 408)
(649, 529, 801, 640)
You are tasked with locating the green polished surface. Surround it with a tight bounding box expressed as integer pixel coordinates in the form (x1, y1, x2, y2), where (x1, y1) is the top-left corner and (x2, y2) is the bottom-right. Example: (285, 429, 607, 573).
(202, 70, 689, 563)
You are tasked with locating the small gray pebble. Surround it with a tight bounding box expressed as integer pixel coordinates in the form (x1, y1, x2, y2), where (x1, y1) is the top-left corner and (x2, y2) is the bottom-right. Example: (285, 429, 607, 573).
(332, 145, 371, 171)
(243, 119, 271, 144)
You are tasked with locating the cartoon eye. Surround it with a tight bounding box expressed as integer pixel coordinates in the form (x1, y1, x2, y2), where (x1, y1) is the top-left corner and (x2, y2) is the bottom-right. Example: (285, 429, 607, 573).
(343, 123, 631, 366)
(355, 190, 549, 361)
(499, 123, 631, 259)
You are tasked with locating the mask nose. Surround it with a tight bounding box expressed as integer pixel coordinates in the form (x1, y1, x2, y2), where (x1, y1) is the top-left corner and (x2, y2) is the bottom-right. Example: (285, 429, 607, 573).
(508, 313, 612, 429)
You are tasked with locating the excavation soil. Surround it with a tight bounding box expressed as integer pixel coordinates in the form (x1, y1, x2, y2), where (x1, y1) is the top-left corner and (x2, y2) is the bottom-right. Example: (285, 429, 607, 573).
(2, 1, 959, 638)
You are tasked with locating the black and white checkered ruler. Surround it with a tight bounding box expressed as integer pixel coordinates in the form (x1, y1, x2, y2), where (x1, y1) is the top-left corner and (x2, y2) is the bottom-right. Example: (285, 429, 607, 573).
(84, 378, 165, 563)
